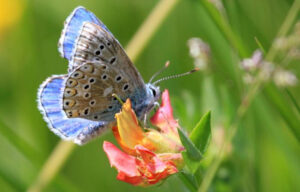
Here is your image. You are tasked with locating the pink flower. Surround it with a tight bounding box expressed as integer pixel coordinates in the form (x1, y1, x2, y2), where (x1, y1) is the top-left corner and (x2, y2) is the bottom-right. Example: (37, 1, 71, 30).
(103, 90, 184, 186)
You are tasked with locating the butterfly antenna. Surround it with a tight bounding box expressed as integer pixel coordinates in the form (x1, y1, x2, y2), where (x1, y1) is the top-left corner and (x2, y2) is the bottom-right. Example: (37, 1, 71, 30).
(149, 61, 170, 83)
(153, 68, 199, 85)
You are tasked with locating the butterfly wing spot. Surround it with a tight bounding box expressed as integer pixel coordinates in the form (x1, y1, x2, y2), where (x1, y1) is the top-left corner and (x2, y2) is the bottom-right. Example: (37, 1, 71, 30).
(83, 107, 90, 115)
(64, 88, 77, 97)
(115, 75, 122, 82)
(101, 65, 107, 70)
(72, 71, 84, 79)
(67, 79, 78, 87)
(89, 99, 96, 106)
(80, 64, 94, 73)
(95, 50, 101, 55)
(64, 99, 76, 108)
(94, 115, 99, 120)
(89, 77, 96, 84)
(66, 110, 79, 118)
(109, 57, 116, 64)
(83, 84, 90, 90)
(108, 105, 114, 111)
(122, 84, 129, 91)
(83, 92, 91, 99)
(101, 74, 108, 80)
(100, 45, 104, 50)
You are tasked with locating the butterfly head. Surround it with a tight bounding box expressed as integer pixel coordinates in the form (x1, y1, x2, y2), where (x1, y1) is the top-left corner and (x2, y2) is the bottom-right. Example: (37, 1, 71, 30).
(146, 83, 161, 103)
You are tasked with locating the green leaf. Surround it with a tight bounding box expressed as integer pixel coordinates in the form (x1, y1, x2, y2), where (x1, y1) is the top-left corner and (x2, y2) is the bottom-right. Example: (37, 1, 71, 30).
(182, 152, 201, 173)
(189, 111, 212, 153)
(178, 171, 198, 192)
(178, 112, 212, 173)
(178, 128, 202, 161)
(178, 128, 202, 173)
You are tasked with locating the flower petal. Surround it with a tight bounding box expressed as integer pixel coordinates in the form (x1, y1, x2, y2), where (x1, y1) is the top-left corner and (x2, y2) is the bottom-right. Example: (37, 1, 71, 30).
(116, 172, 144, 186)
(151, 90, 179, 134)
(115, 99, 145, 149)
(103, 141, 140, 177)
(135, 145, 178, 185)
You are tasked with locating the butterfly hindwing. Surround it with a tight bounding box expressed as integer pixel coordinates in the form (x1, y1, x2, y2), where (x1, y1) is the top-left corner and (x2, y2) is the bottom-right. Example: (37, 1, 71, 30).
(62, 60, 141, 121)
(38, 75, 111, 144)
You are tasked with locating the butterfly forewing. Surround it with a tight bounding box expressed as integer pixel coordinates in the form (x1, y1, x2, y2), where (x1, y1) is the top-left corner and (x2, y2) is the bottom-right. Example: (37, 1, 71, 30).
(70, 22, 144, 90)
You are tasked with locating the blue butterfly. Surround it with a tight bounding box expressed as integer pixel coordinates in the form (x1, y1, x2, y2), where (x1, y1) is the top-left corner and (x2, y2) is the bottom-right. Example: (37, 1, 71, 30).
(37, 6, 160, 145)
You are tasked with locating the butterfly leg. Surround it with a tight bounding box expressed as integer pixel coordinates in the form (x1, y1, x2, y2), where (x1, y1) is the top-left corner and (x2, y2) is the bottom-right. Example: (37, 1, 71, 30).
(143, 114, 148, 126)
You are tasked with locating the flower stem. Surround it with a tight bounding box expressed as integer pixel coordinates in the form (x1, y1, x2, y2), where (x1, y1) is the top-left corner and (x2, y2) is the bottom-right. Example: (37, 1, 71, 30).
(198, 1, 300, 192)
(27, 1, 180, 191)
(125, 0, 180, 62)
(27, 141, 75, 192)
(198, 0, 249, 57)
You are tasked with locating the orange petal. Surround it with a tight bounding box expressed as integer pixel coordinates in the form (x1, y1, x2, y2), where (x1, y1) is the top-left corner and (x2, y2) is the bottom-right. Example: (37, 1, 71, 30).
(115, 99, 145, 150)
(112, 126, 136, 155)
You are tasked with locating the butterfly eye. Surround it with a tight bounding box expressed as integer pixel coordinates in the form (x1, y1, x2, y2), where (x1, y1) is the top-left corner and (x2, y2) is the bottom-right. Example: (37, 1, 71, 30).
(151, 88, 156, 97)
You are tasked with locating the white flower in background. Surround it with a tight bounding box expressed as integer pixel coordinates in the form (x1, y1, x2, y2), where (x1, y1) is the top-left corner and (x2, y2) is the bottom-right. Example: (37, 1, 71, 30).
(240, 50, 275, 84)
(240, 50, 263, 72)
(187, 38, 210, 70)
(261, 61, 275, 81)
(273, 69, 298, 87)
(243, 73, 254, 84)
(211, 125, 232, 155)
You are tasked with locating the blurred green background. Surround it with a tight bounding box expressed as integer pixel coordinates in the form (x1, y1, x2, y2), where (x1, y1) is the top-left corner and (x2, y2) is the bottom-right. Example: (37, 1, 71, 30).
(0, 0, 299, 191)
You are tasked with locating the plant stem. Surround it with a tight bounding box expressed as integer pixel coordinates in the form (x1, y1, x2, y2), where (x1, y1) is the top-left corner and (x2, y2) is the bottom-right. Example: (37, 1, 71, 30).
(198, 1, 300, 191)
(128, 3, 200, 190)
(27, 141, 75, 192)
(125, 0, 180, 62)
(199, 0, 249, 57)
(27, 0, 180, 191)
